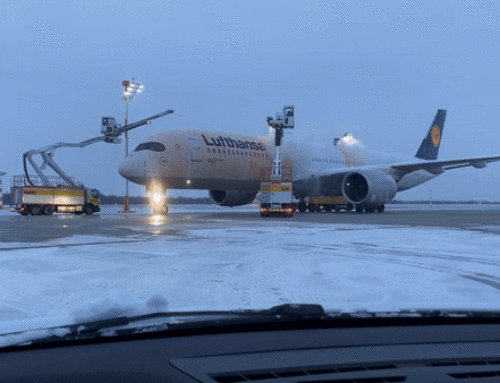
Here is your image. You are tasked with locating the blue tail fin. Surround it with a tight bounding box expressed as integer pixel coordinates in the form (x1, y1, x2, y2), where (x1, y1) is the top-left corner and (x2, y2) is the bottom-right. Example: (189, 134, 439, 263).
(415, 109, 446, 160)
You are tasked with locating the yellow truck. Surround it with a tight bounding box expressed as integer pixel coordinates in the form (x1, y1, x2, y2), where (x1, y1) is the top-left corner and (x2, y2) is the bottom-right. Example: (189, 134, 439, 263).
(259, 181, 296, 217)
(13, 186, 100, 216)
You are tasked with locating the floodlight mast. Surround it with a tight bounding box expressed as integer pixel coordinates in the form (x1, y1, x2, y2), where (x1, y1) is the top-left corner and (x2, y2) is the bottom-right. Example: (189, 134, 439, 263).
(122, 79, 144, 212)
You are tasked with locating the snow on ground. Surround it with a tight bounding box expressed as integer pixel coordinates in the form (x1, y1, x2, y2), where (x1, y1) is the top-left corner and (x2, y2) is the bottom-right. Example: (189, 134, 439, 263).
(0, 212, 500, 336)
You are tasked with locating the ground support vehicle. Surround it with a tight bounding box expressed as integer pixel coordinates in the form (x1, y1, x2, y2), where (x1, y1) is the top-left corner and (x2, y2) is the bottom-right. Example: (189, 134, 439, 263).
(297, 196, 354, 213)
(259, 181, 295, 217)
(260, 106, 295, 218)
(18, 109, 173, 215)
(11, 176, 100, 216)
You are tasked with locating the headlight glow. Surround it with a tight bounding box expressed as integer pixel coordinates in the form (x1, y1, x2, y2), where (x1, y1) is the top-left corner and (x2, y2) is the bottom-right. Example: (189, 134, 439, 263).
(153, 193, 162, 204)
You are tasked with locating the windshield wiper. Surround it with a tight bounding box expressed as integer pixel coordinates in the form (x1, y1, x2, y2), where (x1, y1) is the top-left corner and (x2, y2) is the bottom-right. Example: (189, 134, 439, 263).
(3, 305, 500, 349)
(0, 304, 327, 348)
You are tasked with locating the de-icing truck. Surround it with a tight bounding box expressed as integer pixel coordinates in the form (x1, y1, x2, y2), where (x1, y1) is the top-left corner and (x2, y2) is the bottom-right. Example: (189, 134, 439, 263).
(11, 176, 100, 216)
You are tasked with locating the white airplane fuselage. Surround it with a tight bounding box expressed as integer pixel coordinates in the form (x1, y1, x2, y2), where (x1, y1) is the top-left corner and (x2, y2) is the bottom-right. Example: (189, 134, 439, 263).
(118, 129, 436, 195)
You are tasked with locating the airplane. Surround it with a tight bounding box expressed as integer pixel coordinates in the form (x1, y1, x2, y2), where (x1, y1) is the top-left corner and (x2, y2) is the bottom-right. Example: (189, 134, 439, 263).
(118, 109, 500, 214)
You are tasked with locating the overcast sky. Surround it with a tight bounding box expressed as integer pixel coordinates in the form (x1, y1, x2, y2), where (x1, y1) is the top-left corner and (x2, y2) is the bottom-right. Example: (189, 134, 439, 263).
(1, 0, 500, 200)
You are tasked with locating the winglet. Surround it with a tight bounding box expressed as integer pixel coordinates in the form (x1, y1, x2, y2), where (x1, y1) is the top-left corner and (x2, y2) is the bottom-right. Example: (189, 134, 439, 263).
(415, 109, 447, 160)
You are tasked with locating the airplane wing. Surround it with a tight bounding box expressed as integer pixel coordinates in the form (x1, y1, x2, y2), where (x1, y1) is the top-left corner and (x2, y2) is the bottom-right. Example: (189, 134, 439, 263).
(390, 155, 500, 174)
(293, 154, 500, 197)
(311, 154, 500, 180)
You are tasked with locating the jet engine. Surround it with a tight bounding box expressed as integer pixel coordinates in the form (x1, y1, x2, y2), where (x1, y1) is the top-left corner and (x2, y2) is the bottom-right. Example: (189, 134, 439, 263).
(209, 190, 258, 207)
(341, 170, 397, 206)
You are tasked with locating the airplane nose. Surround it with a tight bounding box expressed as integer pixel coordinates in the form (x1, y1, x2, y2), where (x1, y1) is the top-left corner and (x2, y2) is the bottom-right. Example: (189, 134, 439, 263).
(118, 157, 134, 180)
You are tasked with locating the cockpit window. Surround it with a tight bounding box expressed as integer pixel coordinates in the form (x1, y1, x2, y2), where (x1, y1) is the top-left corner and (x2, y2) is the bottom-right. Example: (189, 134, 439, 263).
(133, 142, 166, 152)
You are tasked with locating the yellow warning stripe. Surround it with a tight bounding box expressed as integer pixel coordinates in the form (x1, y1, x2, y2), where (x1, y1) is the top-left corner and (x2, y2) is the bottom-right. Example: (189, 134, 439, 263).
(24, 189, 84, 197)
(87, 196, 100, 205)
(261, 185, 293, 192)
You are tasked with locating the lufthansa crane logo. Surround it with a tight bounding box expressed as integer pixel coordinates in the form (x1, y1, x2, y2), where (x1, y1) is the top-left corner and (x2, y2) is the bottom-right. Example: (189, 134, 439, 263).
(431, 125, 441, 147)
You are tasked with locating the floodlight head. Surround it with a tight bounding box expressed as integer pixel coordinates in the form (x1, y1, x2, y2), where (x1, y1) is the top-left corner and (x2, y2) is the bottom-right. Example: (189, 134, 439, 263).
(122, 80, 143, 101)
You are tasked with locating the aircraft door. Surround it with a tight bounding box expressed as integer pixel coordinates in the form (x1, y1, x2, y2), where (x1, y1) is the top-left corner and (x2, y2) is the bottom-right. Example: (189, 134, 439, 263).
(187, 136, 203, 181)
(187, 137, 203, 162)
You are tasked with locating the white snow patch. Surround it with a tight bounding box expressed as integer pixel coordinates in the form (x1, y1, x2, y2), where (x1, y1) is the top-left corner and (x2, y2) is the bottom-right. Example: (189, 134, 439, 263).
(0, 222, 499, 335)
(71, 289, 168, 323)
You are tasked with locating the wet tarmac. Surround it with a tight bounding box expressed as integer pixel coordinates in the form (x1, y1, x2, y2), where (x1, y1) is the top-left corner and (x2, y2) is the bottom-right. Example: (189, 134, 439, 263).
(1, 204, 500, 244)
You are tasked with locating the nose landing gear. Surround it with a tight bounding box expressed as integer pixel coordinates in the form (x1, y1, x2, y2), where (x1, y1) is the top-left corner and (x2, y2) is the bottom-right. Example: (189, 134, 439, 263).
(147, 184, 169, 215)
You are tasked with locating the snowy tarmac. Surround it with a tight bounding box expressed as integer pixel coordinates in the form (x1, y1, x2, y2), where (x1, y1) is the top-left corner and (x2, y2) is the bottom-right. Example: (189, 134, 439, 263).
(0, 204, 500, 333)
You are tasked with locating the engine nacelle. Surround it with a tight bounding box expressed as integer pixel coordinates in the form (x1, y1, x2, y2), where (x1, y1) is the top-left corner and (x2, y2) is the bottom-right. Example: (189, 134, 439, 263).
(341, 170, 397, 206)
(209, 190, 258, 207)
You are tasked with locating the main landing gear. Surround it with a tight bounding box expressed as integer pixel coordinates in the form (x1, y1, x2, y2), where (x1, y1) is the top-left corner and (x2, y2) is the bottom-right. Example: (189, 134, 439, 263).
(296, 202, 385, 213)
(355, 204, 385, 213)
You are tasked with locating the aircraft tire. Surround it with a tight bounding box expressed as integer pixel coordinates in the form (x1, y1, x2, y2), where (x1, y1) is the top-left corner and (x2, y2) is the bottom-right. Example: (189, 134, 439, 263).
(153, 205, 169, 215)
(365, 207, 376, 213)
(355, 205, 364, 213)
(346, 203, 354, 212)
(376, 204, 385, 213)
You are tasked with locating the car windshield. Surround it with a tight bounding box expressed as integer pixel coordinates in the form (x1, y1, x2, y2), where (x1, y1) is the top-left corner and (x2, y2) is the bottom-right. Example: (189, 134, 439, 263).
(1, 1, 500, 340)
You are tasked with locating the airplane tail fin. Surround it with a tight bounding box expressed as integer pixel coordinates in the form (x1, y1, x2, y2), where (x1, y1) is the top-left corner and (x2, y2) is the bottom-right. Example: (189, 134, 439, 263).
(415, 109, 446, 160)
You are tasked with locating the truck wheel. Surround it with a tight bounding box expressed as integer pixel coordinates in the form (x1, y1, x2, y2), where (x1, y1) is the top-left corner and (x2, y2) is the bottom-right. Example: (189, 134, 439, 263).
(355, 205, 364, 213)
(43, 205, 54, 215)
(297, 202, 306, 213)
(285, 204, 296, 217)
(346, 203, 354, 212)
(30, 205, 42, 216)
(307, 203, 316, 213)
(83, 204, 95, 215)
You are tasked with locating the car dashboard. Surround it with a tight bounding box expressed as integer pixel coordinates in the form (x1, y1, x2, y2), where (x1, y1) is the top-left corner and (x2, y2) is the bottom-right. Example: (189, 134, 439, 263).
(1, 317, 500, 382)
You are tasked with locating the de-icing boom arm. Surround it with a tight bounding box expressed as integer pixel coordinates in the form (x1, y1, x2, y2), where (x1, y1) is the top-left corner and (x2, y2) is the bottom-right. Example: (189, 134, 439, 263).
(23, 109, 174, 187)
